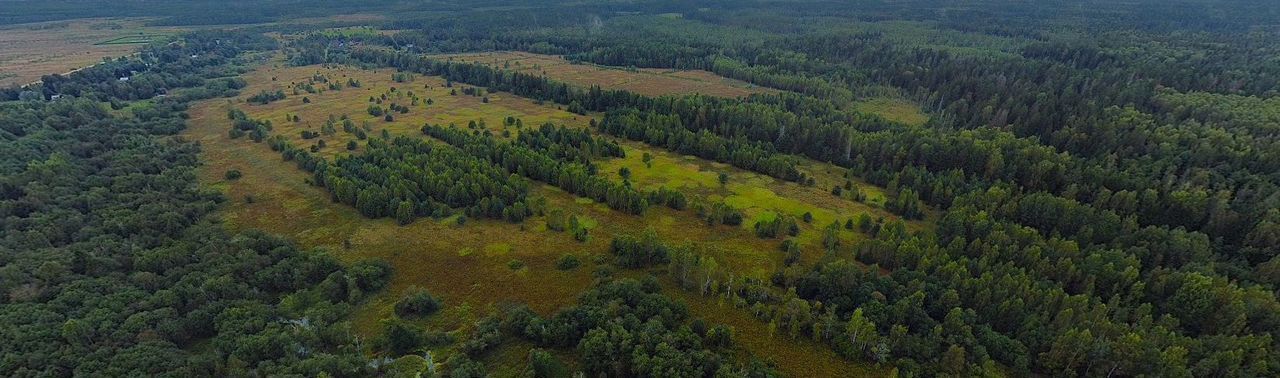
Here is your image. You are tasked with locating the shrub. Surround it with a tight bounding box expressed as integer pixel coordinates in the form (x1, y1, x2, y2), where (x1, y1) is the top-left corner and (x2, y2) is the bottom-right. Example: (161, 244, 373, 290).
(555, 254, 581, 270)
(394, 288, 442, 318)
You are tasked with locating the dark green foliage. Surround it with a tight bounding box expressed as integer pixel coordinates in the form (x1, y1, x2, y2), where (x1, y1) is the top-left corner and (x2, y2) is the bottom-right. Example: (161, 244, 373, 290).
(526, 348, 568, 378)
(545, 208, 568, 232)
(647, 186, 688, 210)
(288, 135, 534, 223)
(569, 215, 590, 242)
(886, 188, 924, 220)
(378, 319, 452, 356)
(515, 122, 624, 164)
(224, 169, 243, 180)
(598, 109, 807, 183)
(556, 254, 581, 270)
(610, 229, 671, 268)
(459, 315, 503, 357)
(394, 288, 442, 318)
(445, 354, 487, 378)
(754, 214, 799, 239)
(705, 324, 733, 348)
(347, 259, 394, 293)
(0, 32, 379, 376)
(503, 279, 758, 377)
(507, 259, 525, 270)
(9, 2, 1280, 376)
(382, 320, 426, 355)
(247, 89, 285, 104)
(424, 124, 649, 215)
(693, 201, 744, 226)
(227, 107, 271, 142)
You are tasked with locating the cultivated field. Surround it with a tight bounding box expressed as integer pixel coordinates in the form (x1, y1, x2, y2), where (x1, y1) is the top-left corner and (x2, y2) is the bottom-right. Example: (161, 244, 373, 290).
(434, 51, 775, 98)
(0, 18, 183, 87)
(186, 58, 918, 376)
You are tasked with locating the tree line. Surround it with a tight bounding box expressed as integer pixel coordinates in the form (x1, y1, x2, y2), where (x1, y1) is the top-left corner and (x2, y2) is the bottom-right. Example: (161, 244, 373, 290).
(423, 124, 681, 215)
(596, 108, 808, 184)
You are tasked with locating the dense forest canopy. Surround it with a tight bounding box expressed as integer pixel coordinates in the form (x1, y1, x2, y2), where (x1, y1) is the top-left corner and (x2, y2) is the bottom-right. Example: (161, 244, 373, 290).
(3, 0, 1280, 377)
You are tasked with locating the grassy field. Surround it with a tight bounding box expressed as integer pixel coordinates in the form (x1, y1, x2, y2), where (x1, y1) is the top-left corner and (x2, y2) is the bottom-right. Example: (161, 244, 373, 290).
(438, 51, 932, 129)
(186, 59, 913, 376)
(854, 97, 931, 127)
(434, 51, 775, 98)
(0, 18, 184, 87)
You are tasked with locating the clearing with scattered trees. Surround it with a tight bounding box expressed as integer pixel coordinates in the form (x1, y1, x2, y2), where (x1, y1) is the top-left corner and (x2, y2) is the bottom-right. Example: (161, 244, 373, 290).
(3, 1, 1280, 377)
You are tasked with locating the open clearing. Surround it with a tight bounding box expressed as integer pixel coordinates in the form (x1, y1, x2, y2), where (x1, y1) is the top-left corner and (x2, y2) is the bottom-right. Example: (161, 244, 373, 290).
(854, 97, 930, 127)
(434, 51, 776, 98)
(186, 59, 913, 376)
(0, 18, 185, 87)
(437, 51, 932, 126)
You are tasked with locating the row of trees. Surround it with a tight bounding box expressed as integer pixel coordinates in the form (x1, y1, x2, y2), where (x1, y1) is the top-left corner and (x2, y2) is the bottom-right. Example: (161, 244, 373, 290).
(303, 10, 1280, 374)
(423, 124, 667, 215)
(386, 4, 1277, 273)
(609, 229, 674, 268)
(516, 122, 625, 166)
(274, 133, 534, 224)
(597, 109, 808, 183)
(247, 89, 286, 104)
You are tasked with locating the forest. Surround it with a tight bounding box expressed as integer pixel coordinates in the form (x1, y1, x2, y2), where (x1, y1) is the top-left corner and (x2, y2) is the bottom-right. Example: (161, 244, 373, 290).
(2, 0, 1279, 377)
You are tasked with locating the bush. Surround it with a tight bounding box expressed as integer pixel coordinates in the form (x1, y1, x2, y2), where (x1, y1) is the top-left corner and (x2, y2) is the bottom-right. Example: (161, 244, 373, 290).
(507, 259, 525, 270)
(527, 349, 568, 378)
(349, 259, 393, 292)
(705, 324, 734, 348)
(394, 288, 443, 318)
(382, 319, 425, 355)
(446, 355, 486, 378)
(555, 254, 581, 270)
(224, 169, 243, 180)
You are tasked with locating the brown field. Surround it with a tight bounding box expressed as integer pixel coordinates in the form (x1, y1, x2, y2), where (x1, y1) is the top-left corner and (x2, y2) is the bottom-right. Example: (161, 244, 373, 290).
(434, 51, 776, 98)
(0, 18, 184, 87)
(185, 58, 910, 376)
(437, 51, 933, 128)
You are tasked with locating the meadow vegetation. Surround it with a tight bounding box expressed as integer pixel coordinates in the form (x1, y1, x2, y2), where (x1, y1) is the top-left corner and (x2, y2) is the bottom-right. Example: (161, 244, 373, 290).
(185, 57, 914, 376)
